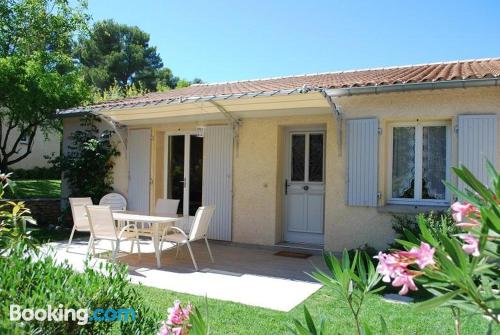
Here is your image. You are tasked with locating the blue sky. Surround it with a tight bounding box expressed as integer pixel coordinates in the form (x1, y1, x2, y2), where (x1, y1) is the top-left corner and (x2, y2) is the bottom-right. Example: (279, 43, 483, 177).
(85, 0, 500, 83)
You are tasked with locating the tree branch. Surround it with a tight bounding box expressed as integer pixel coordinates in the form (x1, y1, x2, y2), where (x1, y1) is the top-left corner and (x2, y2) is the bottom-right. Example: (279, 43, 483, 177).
(6, 123, 37, 157)
(7, 126, 38, 166)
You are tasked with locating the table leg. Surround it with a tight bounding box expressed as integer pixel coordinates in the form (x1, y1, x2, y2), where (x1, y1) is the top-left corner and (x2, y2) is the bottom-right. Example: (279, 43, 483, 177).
(153, 223, 161, 268)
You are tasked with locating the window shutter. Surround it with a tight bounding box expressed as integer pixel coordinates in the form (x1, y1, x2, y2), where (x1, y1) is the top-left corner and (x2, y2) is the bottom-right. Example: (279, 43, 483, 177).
(347, 118, 379, 206)
(458, 115, 497, 189)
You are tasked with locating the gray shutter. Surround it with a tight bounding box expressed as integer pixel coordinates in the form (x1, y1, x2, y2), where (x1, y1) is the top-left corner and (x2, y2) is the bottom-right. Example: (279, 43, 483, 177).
(202, 125, 233, 241)
(347, 118, 379, 206)
(128, 129, 151, 214)
(458, 115, 497, 189)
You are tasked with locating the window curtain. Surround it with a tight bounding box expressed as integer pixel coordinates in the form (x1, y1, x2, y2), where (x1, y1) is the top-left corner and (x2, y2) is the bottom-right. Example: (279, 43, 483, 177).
(422, 126, 446, 200)
(392, 127, 415, 198)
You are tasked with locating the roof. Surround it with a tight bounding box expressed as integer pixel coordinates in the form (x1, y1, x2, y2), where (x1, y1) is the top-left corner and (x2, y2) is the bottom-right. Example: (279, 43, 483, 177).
(60, 57, 500, 114)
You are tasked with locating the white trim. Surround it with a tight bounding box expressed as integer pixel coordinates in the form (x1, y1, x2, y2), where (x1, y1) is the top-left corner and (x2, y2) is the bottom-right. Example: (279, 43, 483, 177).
(387, 121, 451, 205)
(283, 128, 326, 244)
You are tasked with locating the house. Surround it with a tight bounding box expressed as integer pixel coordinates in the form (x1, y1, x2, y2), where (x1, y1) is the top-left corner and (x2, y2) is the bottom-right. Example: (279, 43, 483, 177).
(58, 58, 500, 251)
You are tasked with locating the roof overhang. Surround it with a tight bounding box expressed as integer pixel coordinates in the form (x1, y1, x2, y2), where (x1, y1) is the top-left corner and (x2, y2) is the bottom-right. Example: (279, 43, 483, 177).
(56, 77, 500, 125)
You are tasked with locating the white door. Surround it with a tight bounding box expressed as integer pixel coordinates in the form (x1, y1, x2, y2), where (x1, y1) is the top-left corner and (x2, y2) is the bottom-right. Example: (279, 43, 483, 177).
(284, 131, 325, 245)
(128, 129, 151, 214)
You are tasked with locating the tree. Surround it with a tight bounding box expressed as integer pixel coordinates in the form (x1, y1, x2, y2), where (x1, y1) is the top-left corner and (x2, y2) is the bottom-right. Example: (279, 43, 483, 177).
(75, 20, 175, 92)
(0, 0, 91, 172)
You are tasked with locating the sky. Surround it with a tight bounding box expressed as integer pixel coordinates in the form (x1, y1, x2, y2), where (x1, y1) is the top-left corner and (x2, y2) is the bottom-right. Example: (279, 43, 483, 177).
(84, 0, 500, 83)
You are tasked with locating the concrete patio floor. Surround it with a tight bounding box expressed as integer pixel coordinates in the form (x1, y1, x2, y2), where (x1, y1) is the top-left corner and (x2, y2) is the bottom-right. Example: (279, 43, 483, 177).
(43, 238, 325, 312)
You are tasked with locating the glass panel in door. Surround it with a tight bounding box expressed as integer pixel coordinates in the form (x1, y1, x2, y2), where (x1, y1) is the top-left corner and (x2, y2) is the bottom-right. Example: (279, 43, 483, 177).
(308, 134, 324, 182)
(189, 135, 203, 216)
(167, 135, 185, 215)
(291, 134, 306, 181)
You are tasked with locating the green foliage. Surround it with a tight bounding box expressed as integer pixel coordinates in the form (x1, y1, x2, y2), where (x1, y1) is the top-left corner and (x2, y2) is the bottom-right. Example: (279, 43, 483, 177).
(189, 305, 210, 335)
(0, 247, 160, 334)
(390, 210, 459, 249)
(74, 19, 177, 93)
(92, 81, 150, 103)
(4, 179, 61, 199)
(0, 173, 37, 252)
(54, 116, 120, 203)
(395, 162, 500, 328)
(176, 79, 191, 88)
(0, 0, 91, 171)
(293, 250, 382, 335)
(290, 306, 326, 335)
(8, 167, 60, 180)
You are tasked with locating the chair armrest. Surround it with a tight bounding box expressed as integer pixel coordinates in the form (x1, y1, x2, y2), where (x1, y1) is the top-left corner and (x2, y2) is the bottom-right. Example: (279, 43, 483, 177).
(161, 226, 188, 239)
(118, 223, 138, 239)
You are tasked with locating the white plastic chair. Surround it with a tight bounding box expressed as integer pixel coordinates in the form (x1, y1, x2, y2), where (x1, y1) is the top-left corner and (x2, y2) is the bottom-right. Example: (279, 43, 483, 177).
(160, 205, 215, 271)
(67, 197, 93, 252)
(154, 198, 180, 216)
(99, 193, 127, 211)
(85, 205, 141, 262)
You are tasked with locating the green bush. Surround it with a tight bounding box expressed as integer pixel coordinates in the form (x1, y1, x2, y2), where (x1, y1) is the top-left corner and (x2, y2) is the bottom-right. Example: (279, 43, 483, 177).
(0, 247, 160, 334)
(53, 115, 120, 204)
(390, 210, 459, 249)
(8, 166, 61, 180)
(0, 173, 38, 252)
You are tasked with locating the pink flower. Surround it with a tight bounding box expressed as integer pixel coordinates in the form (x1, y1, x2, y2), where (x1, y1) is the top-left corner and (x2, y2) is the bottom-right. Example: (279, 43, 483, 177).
(400, 242, 435, 269)
(158, 323, 170, 335)
(374, 252, 406, 283)
(391, 271, 418, 295)
(451, 202, 480, 227)
(457, 233, 480, 257)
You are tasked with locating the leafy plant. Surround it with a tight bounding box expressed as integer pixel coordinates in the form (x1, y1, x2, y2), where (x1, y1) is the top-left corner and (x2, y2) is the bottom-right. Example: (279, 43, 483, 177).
(54, 115, 120, 204)
(0, 246, 160, 334)
(292, 250, 382, 335)
(390, 210, 459, 249)
(376, 162, 500, 334)
(290, 306, 326, 335)
(0, 172, 37, 252)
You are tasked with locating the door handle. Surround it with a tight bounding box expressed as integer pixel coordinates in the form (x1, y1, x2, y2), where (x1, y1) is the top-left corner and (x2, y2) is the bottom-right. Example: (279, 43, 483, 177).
(303, 185, 309, 191)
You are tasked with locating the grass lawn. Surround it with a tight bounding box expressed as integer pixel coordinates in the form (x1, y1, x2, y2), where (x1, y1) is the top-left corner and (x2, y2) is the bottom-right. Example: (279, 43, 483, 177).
(32, 228, 494, 334)
(137, 284, 492, 334)
(7, 179, 61, 198)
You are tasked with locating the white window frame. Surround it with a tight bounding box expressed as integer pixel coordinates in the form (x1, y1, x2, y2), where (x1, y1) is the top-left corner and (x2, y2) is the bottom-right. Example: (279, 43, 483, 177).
(387, 121, 451, 205)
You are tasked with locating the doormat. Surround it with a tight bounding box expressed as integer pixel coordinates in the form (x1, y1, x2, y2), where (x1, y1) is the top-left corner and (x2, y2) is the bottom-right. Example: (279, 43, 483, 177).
(274, 251, 312, 259)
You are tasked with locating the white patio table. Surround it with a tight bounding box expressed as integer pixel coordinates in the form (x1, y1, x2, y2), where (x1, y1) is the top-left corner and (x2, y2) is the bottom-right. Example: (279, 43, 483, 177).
(111, 212, 180, 268)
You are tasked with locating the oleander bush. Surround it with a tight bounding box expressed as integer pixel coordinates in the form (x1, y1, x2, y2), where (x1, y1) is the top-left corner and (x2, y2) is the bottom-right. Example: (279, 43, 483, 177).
(0, 246, 160, 334)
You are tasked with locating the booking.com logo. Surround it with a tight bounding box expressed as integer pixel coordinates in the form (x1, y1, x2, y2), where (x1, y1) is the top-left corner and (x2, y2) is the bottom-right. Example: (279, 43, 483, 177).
(10, 304, 136, 325)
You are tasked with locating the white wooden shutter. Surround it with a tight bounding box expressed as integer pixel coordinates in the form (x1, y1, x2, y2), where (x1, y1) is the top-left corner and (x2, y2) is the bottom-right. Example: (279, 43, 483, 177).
(202, 126, 233, 241)
(458, 115, 497, 188)
(347, 118, 379, 206)
(127, 129, 151, 214)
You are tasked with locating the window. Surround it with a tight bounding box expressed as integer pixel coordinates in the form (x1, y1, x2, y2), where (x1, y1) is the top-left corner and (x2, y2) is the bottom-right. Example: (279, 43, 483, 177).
(20, 134, 28, 144)
(388, 122, 450, 204)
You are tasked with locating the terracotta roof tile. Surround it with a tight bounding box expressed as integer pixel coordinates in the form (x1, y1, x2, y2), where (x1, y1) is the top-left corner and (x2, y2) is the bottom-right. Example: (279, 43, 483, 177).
(66, 58, 500, 112)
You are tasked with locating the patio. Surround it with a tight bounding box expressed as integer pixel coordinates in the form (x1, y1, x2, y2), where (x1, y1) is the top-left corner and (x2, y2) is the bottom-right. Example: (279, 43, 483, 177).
(44, 238, 325, 312)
